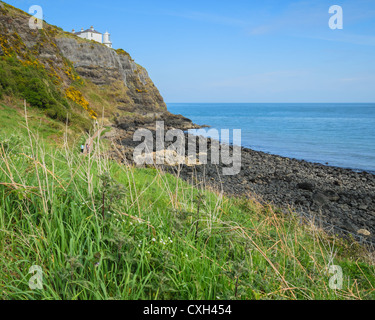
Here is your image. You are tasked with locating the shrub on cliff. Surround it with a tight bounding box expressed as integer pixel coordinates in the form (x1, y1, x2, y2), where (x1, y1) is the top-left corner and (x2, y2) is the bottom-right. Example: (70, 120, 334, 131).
(18, 77, 54, 109)
(0, 56, 70, 121)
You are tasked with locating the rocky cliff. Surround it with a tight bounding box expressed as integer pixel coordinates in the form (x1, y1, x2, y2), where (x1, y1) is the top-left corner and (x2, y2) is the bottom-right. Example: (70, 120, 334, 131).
(0, 1, 195, 131)
(55, 38, 166, 113)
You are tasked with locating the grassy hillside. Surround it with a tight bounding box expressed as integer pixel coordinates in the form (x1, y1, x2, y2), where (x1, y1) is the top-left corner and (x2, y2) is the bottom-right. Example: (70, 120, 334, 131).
(1, 1, 374, 301)
(0, 112, 374, 300)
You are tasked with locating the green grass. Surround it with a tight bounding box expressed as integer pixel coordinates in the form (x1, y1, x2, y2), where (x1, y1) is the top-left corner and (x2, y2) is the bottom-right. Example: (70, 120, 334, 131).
(0, 115, 375, 300)
(0, 101, 91, 147)
(0, 103, 63, 141)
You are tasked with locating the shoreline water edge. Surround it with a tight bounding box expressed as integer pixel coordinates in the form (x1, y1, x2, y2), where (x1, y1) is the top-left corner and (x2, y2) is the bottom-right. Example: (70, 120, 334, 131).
(167, 103, 375, 174)
(106, 115, 375, 245)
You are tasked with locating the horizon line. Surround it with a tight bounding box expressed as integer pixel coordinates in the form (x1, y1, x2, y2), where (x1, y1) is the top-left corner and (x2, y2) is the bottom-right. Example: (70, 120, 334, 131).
(166, 102, 375, 104)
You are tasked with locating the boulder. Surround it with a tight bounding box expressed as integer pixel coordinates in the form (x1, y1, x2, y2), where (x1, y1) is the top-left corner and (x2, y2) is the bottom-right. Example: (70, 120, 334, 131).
(357, 229, 371, 236)
(312, 192, 328, 206)
(297, 182, 314, 191)
(325, 190, 340, 202)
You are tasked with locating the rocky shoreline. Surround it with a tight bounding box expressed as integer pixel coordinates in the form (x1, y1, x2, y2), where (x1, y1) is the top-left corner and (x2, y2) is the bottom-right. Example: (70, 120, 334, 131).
(106, 117, 375, 244)
(181, 142, 375, 243)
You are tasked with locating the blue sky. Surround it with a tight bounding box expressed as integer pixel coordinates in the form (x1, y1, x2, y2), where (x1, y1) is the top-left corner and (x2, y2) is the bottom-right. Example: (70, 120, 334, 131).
(6, 0, 375, 102)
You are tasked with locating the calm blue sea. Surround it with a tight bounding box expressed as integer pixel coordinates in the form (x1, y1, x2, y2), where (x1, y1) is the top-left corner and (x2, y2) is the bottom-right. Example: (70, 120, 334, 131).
(167, 103, 375, 173)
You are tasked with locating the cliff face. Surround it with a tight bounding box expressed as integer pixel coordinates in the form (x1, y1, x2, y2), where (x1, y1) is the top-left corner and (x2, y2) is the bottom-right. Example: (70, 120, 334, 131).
(0, 1, 184, 125)
(55, 38, 166, 113)
(0, 0, 199, 151)
(0, 4, 73, 84)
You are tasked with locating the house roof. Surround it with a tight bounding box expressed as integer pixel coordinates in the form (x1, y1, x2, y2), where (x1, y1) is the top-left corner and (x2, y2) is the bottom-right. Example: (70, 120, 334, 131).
(74, 27, 102, 36)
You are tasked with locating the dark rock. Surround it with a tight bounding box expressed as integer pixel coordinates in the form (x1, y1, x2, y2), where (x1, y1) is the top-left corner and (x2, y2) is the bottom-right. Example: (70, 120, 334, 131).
(297, 182, 314, 191)
(325, 190, 340, 202)
(333, 180, 341, 186)
(342, 220, 358, 232)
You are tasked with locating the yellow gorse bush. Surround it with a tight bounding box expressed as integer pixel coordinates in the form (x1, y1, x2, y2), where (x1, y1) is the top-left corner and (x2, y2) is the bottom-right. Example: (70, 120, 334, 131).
(64, 67, 81, 82)
(0, 34, 13, 57)
(65, 86, 97, 119)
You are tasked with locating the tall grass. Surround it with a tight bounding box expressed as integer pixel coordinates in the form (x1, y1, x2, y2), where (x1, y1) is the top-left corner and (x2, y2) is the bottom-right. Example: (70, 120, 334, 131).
(0, 110, 375, 300)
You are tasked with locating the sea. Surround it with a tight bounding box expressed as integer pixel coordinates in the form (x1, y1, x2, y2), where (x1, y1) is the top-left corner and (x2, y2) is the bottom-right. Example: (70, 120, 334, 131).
(167, 103, 375, 173)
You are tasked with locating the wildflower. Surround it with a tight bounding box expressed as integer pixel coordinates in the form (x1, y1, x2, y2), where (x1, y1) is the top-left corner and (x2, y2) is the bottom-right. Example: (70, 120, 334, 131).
(152, 238, 156, 242)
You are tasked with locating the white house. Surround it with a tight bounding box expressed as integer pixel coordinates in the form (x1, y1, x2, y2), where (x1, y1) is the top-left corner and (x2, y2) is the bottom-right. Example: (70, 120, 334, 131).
(72, 26, 112, 48)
